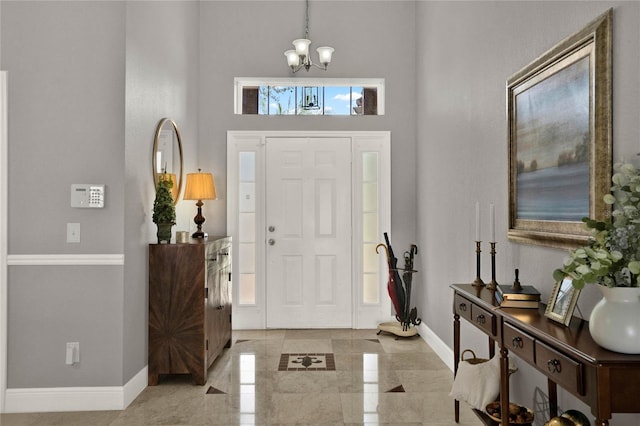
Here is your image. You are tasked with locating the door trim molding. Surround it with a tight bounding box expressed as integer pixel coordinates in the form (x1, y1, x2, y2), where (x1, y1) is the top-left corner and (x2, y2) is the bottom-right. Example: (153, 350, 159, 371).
(227, 131, 391, 330)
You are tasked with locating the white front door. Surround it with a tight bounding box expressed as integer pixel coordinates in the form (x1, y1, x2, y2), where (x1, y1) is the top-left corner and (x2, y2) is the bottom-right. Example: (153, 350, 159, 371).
(265, 137, 352, 328)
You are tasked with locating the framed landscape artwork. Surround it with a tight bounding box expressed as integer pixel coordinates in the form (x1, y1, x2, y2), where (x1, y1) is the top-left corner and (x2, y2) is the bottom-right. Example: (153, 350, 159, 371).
(507, 9, 612, 249)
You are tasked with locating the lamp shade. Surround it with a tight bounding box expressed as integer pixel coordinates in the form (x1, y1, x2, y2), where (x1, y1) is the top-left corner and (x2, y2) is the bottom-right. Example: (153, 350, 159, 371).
(316, 46, 334, 65)
(284, 50, 300, 67)
(184, 171, 216, 201)
(293, 38, 311, 57)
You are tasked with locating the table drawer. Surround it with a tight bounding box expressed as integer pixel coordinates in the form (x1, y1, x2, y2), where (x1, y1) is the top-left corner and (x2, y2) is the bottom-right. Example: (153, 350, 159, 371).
(470, 303, 497, 336)
(454, 293, 473, 322)
(503, 322, 535, 365)
(535, 340, 584, 395)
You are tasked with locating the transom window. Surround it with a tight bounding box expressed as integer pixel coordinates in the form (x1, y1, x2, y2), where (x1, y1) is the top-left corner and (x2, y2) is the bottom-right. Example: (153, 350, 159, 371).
(234, 78, 384, 116)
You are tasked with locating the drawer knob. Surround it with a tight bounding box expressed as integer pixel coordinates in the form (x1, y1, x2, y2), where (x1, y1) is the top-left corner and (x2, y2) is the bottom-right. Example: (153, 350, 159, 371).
(459, 303, 467, 312)
(476, 314, 486, 324)
(547, 359, 562, 374)
(512, 336, 523, 349)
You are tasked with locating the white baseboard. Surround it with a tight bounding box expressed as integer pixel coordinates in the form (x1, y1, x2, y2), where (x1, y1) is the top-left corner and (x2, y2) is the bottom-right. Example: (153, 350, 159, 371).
(4, 366, 147, 413)
(123, 365, 148, 409)
(417, 322, 454, 372)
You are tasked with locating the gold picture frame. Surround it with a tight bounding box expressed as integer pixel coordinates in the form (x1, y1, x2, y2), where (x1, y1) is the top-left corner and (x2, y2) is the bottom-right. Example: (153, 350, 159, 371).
(507, 9, 612, 249)
(545, 277, 581, 326)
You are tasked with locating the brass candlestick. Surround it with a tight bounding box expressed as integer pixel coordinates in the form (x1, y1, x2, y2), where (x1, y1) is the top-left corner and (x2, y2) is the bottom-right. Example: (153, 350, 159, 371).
(473, 241, 485, 287)
(488, 242, 498, 290)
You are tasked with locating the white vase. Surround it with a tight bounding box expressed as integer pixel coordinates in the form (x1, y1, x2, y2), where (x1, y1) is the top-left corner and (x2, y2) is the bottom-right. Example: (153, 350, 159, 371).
(589, 286, 640, 354)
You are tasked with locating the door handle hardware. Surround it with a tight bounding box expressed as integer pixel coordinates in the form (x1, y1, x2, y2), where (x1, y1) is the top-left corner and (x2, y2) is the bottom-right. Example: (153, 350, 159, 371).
(547, 359, 562, 374)
(268, 226, 276, 232)
(268, 239, 275, 246)
(512, 336, 523, 349)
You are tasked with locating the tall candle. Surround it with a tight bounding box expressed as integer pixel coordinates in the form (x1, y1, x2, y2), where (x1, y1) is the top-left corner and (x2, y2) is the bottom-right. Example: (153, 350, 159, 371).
(475, 201, 480, 241)
(490, 203, 495, 242)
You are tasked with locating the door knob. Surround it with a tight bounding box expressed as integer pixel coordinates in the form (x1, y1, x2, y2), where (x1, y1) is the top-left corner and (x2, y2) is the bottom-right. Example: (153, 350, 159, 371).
(268, 239, 275, 246)
(268, 226, 276, 232)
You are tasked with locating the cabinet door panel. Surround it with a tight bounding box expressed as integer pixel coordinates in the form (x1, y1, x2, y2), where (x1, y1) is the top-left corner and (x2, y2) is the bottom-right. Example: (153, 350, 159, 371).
(149, 244, 206, 385)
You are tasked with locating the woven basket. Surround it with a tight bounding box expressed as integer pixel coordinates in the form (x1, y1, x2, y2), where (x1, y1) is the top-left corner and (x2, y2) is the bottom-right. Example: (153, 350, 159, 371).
(461, 349, 518, 375)
(461, 349, 487, 365)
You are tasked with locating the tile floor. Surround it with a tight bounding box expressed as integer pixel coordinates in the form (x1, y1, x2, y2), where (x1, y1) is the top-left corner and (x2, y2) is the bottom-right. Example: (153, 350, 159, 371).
(0, 329, 482, 425)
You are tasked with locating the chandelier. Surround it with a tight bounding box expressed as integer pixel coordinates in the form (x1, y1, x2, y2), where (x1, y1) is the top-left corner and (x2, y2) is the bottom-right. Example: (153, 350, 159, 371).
(284, 0, 334, 73)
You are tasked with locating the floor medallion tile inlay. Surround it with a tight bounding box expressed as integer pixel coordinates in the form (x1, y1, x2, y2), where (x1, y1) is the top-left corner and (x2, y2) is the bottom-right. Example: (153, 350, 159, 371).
(206, 386, 226, 394)
(386, 384, 406, 392)
(278, 353, 336, 371)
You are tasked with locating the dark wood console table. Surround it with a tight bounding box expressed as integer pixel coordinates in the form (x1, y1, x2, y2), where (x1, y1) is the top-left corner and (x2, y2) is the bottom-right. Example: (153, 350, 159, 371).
(451, 283, 640, 426)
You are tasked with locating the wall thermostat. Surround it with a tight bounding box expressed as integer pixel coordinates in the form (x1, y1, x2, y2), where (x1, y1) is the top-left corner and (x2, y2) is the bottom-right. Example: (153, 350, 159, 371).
(71, 184, 105, 208)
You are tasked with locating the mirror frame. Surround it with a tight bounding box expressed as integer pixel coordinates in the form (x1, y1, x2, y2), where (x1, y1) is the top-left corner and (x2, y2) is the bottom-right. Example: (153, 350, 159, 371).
(152, 118, 184, 203)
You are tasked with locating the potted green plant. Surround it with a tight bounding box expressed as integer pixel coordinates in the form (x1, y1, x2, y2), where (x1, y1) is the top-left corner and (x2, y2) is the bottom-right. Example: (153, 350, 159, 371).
(553, 161, 640, 353)
(152, 174, 176, 244)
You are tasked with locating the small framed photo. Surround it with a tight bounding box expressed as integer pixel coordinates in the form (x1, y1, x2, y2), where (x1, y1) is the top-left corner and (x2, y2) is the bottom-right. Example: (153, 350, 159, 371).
(545, 277, 581, 326)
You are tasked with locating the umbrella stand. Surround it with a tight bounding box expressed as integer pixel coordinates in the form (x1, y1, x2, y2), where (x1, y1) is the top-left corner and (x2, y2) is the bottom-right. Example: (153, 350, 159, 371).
(376, 235, 422, 338)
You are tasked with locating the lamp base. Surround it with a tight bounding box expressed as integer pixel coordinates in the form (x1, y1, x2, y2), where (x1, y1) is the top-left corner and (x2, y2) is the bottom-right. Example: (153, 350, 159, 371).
(192, 231, 207, 239)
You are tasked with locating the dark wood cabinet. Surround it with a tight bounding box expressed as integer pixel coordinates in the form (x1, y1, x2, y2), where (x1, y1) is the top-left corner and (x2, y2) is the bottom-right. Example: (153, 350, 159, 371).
(451, 283, 640, 426)
(148, 236, 232, 385)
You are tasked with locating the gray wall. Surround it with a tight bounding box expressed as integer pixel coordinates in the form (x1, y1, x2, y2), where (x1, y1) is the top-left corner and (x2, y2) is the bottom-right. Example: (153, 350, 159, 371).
(1, 0, 200, 388)
(2, 1, 127, 388)
(415, 1, 640, 424)
(124, 0, 201, 386)
(198, 1, 418, 249)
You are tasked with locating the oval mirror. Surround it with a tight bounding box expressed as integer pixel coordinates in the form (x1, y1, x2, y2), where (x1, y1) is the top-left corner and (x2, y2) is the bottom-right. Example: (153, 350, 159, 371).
(152, 118, 184, 203)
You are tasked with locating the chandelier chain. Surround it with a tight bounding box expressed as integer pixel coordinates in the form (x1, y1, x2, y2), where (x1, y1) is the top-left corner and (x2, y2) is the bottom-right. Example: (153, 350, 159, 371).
(305, 0, 310, 39)
(284, 0, 333, 73)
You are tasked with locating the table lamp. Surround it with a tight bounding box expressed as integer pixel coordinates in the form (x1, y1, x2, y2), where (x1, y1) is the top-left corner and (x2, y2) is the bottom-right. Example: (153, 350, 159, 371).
(183, 169, 216, 238)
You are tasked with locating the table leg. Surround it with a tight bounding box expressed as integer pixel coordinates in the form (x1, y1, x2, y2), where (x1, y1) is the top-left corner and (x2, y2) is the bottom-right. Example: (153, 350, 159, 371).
(454, 312, 460, 422)
(500, 346, 510, 426)
(548, 378, 558, 419)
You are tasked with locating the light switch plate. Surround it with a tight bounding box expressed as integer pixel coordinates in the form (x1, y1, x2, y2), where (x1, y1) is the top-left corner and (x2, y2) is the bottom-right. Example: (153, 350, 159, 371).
(67, 223, 80, 243)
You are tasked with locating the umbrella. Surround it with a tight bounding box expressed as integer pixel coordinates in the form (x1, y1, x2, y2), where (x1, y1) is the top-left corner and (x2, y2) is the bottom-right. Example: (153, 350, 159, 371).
(384, 232, 405, 320)
(376, 243, 402, 318)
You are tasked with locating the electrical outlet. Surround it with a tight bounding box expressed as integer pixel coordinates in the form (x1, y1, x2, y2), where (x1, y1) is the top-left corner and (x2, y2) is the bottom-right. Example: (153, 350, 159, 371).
(67, 223, 80, 243)
(66, 342, 80, 365)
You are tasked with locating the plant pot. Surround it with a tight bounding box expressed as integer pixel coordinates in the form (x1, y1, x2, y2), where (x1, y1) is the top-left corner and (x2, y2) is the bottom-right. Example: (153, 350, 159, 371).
(156, 223, 173, 244)
(589, 286, 640, 354)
